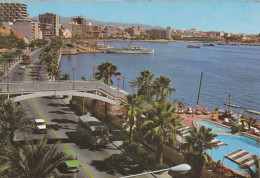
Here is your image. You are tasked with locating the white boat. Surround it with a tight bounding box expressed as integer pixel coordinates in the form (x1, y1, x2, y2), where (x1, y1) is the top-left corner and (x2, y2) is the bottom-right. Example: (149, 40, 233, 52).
(106, 45, 154, 54)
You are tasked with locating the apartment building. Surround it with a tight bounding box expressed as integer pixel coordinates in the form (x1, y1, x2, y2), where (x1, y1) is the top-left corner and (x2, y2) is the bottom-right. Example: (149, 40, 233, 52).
(146, 27, 172, 39)
(71, 16, 87, 36)
(39, 13, 60, 37)
(0, 2, 29, 22)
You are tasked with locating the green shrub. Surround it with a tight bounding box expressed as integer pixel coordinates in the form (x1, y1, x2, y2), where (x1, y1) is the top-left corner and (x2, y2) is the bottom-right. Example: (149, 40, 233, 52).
(120, 140, 165, 170)
(231, 124, 244, 133)
(69, 99, 87, 116)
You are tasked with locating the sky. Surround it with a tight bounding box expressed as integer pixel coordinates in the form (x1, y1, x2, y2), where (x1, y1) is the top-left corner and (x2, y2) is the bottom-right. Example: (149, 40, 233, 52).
(4, 0, 260, 34)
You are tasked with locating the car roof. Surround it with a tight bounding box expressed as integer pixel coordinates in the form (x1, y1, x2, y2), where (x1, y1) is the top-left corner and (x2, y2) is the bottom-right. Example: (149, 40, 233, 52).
(35, 119, 45, 123)
(65, 160, 81, 168)
(62, 150, 76, 157)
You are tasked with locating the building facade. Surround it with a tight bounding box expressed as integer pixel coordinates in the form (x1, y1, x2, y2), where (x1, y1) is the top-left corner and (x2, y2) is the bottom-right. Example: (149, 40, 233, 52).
(3, 21, 33, 41)
(39, 13, 60, 37)
(0, 2, 29, 22)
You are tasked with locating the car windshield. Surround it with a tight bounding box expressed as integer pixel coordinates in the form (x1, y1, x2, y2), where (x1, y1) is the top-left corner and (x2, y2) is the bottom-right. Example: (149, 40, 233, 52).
(37, 123, 45, 126)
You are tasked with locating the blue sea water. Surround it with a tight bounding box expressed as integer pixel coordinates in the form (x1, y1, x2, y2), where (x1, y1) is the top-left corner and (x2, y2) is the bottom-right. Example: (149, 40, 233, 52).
(60, 41, 260, 117)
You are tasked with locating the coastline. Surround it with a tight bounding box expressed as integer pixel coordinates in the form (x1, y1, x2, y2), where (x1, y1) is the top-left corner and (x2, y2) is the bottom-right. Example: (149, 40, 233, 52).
(88, 39, 260, 46)
(63, 39, 260, 55)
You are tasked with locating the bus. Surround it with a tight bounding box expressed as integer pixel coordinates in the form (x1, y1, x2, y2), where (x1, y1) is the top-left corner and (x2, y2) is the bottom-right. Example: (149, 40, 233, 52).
(22, 55, 30, 64)
(78, 116, 109, 147)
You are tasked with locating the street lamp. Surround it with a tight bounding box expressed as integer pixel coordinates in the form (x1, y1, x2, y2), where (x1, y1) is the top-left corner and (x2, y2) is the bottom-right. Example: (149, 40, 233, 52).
(32, 67, 36, 90)
(92, 66, 96, 83)
(131, 85, 135, 94)
(122, 76, 125, 90)
(117, 77, 120, 95)
(72, 67, 76, 89)
(6, 68, 10, 92)
(119, 164, 191, 178)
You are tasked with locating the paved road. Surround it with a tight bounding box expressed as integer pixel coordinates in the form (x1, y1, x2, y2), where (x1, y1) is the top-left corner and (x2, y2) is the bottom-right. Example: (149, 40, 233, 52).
(10, 48, 157, 178)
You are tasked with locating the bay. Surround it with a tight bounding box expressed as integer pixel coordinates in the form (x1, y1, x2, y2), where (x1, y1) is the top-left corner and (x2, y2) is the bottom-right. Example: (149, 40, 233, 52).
(60, 41, 260, 118)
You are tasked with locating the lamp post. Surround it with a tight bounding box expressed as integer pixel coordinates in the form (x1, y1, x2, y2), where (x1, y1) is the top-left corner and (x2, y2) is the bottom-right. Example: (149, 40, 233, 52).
(132, 85, 135, 94)
(117, 77, 120, 95)
(92, 66, 96, 83)
(32, 67, 36, 90)
(72, 67, 76, 89)
(119, 164, 191, 178)
(6, 68, 10, 92)
(122, 76, 125, 90)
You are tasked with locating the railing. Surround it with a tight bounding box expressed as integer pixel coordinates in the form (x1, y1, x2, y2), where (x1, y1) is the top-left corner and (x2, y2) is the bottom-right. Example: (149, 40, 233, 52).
(0, 80, 128, 101)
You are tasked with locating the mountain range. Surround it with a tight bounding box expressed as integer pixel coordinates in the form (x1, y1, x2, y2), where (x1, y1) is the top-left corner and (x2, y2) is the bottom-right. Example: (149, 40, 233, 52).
(32, 16, 163, 29)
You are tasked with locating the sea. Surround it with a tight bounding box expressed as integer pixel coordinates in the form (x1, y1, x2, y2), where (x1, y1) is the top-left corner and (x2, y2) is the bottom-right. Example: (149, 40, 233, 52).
(60, 41, 260, 119)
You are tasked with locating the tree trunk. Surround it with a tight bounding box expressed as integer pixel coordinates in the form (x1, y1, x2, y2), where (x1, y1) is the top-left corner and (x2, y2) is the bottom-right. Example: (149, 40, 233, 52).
(10, 131, 15, 145)
(156, 143, 164, 165)
(104, 102, 108, 119)
(129, 116, 134, 144)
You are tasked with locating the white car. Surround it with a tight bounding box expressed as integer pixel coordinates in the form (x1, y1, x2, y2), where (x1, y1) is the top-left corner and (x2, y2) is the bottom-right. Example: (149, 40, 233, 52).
(20, 65, 25, 69)
(34, 119, 47, 134)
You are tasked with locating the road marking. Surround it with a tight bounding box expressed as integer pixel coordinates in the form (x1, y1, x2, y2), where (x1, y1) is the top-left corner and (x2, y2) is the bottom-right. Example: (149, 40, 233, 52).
(25, 59, 37, 80)
(30, 99, 94, 178)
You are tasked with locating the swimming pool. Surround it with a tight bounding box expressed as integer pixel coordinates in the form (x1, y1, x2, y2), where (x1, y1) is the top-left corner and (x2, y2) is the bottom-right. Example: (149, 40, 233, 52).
(197, 120, 260, 174)
(197, 120, 231, 133)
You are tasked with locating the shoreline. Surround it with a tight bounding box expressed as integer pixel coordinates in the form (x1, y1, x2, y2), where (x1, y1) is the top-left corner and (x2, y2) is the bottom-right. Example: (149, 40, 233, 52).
(86, 39, 260, 46)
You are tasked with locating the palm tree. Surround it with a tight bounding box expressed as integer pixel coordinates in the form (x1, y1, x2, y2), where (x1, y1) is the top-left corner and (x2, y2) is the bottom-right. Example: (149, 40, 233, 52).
(81, 76, 86, 81)
(141, 99, 182, 165)
(95, 61, 121, 118)
(0, 136, 67, 177)
(173, 98, 187, 111)
(130, 69, 154, 101)
(95, 61, 121, 85)
(152, 75, 175, 100)
(121, 94, 143, 144)
(60, 73, 71, 80)
(239, 155, 260, 178)
(181, 126, 217, 178)
(0, 99, 32, 144)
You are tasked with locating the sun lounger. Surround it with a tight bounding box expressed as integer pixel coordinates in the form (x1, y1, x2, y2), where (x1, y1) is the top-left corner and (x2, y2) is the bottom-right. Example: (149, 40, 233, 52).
(223, 118, 233, 126)
(225, 149, 258, 168)
(251, 119, 258, 126)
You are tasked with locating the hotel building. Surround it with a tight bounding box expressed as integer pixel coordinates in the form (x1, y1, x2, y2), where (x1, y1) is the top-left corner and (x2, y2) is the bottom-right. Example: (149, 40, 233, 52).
(39, 13, 60, 37)
(0, 2, 29, 22)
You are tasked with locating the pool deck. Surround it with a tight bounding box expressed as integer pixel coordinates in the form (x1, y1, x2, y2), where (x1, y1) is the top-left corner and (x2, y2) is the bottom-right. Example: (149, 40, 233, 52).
(179, 113, 260, 141)
(179, 113, 259, 177)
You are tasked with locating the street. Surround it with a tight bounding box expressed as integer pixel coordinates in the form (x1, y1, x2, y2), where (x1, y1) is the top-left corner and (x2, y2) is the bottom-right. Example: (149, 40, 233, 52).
(10, 49, 157, 178)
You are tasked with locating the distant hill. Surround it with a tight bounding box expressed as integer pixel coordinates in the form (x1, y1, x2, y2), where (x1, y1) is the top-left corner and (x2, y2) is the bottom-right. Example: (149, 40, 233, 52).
(32, 16, 163, 29)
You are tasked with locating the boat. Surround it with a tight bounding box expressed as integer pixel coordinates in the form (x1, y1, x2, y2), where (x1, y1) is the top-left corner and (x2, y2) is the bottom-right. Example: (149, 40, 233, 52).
(106, 45, 154, 54)
(187, 45, 200, 48)
(203, 43, 215, 46)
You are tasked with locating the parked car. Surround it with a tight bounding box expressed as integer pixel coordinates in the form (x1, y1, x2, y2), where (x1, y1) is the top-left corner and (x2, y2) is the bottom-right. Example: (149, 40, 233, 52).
(59, 150, 81, 173)
(20, 65, 25, 69)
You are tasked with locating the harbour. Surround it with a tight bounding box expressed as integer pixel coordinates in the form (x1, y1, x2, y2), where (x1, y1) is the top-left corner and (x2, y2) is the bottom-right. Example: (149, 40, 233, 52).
(61, 41, 260, 119)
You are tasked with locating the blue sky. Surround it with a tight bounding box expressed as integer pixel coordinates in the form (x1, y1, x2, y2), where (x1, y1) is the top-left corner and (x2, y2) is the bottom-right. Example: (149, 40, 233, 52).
(7, 0, 260, 34)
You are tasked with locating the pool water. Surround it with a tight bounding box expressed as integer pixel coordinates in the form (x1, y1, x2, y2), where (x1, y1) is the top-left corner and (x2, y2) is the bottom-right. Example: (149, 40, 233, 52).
(197, 120, 260, 174)
(197, 120, 231, 133)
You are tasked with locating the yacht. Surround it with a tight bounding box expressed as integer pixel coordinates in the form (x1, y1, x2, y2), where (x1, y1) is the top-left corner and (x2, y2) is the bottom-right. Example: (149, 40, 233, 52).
(106, 45, 154, 54)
